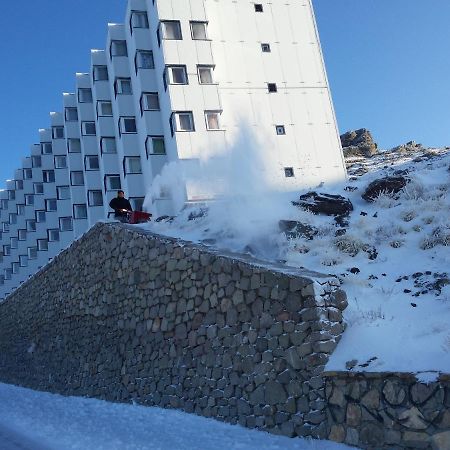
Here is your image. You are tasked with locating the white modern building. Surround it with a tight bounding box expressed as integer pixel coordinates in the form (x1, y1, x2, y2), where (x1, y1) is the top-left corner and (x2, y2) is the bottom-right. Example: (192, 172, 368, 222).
(0, 0, 346, 300)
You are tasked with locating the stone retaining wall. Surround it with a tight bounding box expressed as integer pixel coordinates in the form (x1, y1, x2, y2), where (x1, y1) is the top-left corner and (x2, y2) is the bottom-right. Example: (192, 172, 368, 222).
(325, 372, 450, 449)
(0, 222, 346, 439)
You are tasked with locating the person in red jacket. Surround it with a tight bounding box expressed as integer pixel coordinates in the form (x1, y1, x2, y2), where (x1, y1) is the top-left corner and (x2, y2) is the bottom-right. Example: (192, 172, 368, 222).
(109, 190, 132, 222)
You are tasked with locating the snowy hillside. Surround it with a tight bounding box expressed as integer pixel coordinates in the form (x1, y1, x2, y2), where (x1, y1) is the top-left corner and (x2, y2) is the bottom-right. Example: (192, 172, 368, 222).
(144, 145, 450, 376)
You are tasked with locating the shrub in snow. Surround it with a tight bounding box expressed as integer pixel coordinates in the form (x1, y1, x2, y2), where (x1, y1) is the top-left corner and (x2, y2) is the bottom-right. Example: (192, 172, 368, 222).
(334, 234, 366, 256)
(420, 225, 450, 249)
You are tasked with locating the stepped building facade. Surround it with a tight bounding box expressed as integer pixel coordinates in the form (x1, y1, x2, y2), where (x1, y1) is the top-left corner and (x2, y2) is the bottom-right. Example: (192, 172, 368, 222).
(0, 0, 346, 299)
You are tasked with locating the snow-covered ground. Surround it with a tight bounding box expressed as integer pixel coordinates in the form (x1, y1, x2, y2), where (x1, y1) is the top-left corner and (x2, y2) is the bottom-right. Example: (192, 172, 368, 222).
(0, 383, 351, 450)
(145, 147, 450, 376)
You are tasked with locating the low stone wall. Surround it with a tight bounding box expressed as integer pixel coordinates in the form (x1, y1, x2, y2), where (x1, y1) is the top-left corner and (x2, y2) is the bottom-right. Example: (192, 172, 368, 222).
(0, 222, 347, 439)
(325, 372, 450, 449)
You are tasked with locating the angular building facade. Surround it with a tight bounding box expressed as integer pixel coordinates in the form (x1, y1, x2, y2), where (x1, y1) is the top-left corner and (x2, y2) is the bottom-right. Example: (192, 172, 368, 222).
(0, 0, 346, 300)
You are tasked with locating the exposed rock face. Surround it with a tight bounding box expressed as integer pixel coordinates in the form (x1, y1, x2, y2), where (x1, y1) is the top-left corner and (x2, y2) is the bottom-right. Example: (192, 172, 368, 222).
(278, 220, 318, 240)
(340, 129, 378, 158)
(361, 176, 408, 202)
(391, 140, 425, 153)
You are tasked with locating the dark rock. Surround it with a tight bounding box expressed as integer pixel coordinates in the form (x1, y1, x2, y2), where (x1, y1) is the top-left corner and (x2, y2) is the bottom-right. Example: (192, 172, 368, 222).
(278, 220, 318, 240)
(340, 129, 378, 157)
(155, 215, 174, 223)
(361, 176, 408, 202)
(188, 208, 208, 221)
(349, 267, 360, 274)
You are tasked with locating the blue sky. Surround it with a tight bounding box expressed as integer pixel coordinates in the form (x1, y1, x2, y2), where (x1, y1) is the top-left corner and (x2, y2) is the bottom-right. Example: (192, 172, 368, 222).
(0, 0, 449, 186)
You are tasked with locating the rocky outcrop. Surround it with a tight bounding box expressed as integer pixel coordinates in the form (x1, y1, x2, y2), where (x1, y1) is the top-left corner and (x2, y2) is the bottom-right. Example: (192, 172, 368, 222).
(361, 176, 409, 202)
(340, 129, 378, 158)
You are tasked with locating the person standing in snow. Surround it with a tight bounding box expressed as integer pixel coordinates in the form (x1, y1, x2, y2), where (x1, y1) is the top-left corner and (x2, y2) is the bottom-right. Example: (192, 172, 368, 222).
(109, 190, 132, 222)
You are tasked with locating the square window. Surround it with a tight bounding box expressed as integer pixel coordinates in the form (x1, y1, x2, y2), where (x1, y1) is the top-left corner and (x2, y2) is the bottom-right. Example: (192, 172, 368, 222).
(16, 204, 25, 216)
(190, 21, 208, 40)
(98, 101, 113, 117)
(48, 229, 60, 242)
(198, 66, 214, 84)
(18, 229, 27, 241)
(284, 167, 295, 178)
(59, 217, 73, 232)
(167, 66, 188, 84)
(73, 204, 88, 219)
(26, 219, 36, 232)
(101, 137, 117, 154)
(8, 190, 15, 200)
(10, 237, 18, 249)
(38, 239, 48, 251)
(28, 247, 38, 259)
(115, 78, 133, 95)
(141, 93, 160, 111)
(65, 107, 78, 121)
(111, 40, 128, 57)
(161, 21, 182, 40)
(68, 138, 81, 153)
(15, 179, 24, 190)
(36, 210, 46, 223)
(124, 157, 142, 174)
(135, 50, 154, 70)
(146, 136, 166, 156)
(276, 125, 286, 135)
(93, 65, 109, 81)
(78, 88, 93, 103)
(41, 142, 53, 154)
(57, 186, 71, 200)
(43, 170, 55, 183)
(19, 255, 28, 267)
(85, 155, 100, 170)
(9, 213, 17, 225)
(130, 198, 145, 211)
(255, 4, 264, 12)
(45, 199, 57, 212)
(12, 262, 20, 274)
(31, 155, 42, 168)
(120, 117, 137, 134)
(131, 11, 149, 29)
(82, 121, 96, 136)
(105, 175, 121, 191)
(88, 190, 103, 206)
(173, 112, 195, 132)
(54, 155, 67, 168)
(70, 171, 84, 186)
(23, 168, 33, 179)
(268, 83, 277, 93)
(261, 43, 271, 52)
(33, 183, 44, 195)
(3, 244, 10, 255)
(205, 111, 221, 130)
(52, 126, 65, 139)
(25, 194, 34, 206)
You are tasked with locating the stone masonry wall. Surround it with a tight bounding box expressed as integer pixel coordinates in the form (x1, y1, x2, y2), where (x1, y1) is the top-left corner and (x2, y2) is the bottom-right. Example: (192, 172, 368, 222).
(0, 222, 347, 439)
(325, 372, 450, 449)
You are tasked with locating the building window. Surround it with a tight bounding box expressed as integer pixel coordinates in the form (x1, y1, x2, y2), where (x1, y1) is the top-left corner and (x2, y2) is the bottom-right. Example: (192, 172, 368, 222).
(54, 155, 67, 169)
(97, 101, 113, 117)
(119, 117, 137, 134)
(68, 138, 81, 153)
(124, 157, 142, 175)
(3, 244, 11, 256)
(114, 78, 133, 96)
(73, 204, 88, 220)
(93, 65, 109, 81)
(65, 107, 78, 121)
(146, 136, 166, 156)
(19, 255, 28, 267)
(255, 4, 264, 12)
(130, 197, 145, 212)
(43, 170, 55, 183)
(284, 167, 295, 178)
(59, 217, 73, 232)
(8, 190, 15, 201)
(57, 186, 71, 200)
(15, 179, 24, 190)
(135, 50, 154, 70)
(88, 190, 103, 206)
(41, 142, 53, 154)
(78, 88, 93, 103)
(172, 112, 195, 132)
(0, 199, 6, 209)
(161, 21, 182, 40)
(261, 43, 271, 52)
(105, 175, 121, 191)
(198, 65, 214, 84)
(12, 262, 20, 275)
(35, 210, 46, 223)
(4, 268, 12, 280)
(205, 111, 221, 130)
(31, 156, 42, 168)
(81, 121, 96, 136)
(23, 168, 33, 180)
(33, 183, 44, 195)
(268, 83, 277, 93)
(276, 125, 286, 135)
(190, 21, 208, 40)
(130, 11, 149, 29)
(85, 156, 100, 171)
(25, 194, 34, 206)
(166, 66, 188, 84)
(10, 237, 18, 250)
(18, 229, 27, 241)
(52, 126, 65, 139)
(70, 171, 84, 186)
(9, 213, 17, 225)
(45, 199, 57, 212)
(26, 220, 36, 232)
(16, 204, 25, 216)
(140, 93, 160, 112)
(100, 137, 117, 154)
(48, 229, 60, 242)
(37, 239, 48, 251)
(110, 40, 128, 57)
(28, 247, 38, 259)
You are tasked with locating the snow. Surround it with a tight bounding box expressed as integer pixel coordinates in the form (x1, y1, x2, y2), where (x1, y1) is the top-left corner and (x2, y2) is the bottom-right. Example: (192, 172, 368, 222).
(0, 383, 351, 450)
(143, 147, 450, 375)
